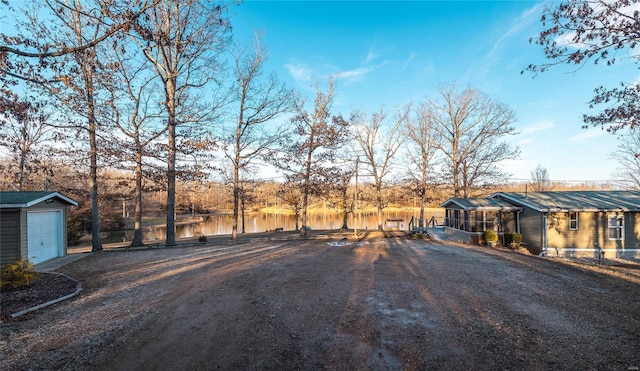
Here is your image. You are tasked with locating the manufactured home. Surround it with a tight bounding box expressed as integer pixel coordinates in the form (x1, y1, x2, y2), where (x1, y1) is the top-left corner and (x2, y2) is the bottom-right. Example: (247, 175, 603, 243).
(440, 191, 640, 259)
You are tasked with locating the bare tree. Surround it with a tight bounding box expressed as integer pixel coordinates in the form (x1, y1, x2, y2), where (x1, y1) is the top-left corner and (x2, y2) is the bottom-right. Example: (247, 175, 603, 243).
(530, 164, 552, 192)
(224, 35, 294, 242)
(353, 105, 408, 231)
(283, 78, 350, 236)
(0, 0, 157, 60)
(12, 0, 119, 252)
(238, 178, 261, 234)
(278, 180, 303, 231)
(0, 1, 159, 126)
(611, 128, 640, 190)
(526, 0, 640, 133)
(0, 93, 52, 191)
(132, 0, 230, 246)
(404, 101, 438, 226)
(334, 167, 356, 231)
(429, 83, 519, 198)
(104, 37, 166, 247)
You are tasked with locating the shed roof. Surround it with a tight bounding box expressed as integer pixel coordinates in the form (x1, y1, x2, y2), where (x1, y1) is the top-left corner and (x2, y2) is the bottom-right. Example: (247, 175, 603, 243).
(0, 191, 78, 208)
(491, 191, 640, 212)
(440, 197, 522, 211)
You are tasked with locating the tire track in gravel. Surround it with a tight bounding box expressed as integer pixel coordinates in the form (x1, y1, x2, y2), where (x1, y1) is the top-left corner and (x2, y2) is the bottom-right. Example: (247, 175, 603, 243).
(98, 239, 321, 370)
(3, 236, 639, 370)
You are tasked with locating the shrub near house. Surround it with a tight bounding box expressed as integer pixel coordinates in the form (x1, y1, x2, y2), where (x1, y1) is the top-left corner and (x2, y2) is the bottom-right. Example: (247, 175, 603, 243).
(504, 232, 522, 247)
(483, 230, 497, 246)
(0, 261, 41, 290)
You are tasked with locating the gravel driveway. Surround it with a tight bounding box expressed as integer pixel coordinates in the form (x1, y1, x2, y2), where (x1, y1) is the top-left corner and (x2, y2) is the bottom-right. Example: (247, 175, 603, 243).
(1, 234, 639, 370)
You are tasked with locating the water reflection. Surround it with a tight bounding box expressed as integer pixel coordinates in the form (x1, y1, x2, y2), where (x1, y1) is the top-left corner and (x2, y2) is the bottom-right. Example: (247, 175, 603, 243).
(101, 210, 444, 243)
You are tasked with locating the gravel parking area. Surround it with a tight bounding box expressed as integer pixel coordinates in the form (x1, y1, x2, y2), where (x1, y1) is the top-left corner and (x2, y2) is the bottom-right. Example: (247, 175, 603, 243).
(1, 233, 639, 370)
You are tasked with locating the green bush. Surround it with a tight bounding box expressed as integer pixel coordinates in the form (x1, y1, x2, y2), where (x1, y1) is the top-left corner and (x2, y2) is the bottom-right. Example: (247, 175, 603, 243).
(67, 211, 86, 246)
(504, 232, 523, 246)
(0, 261, 42, 290)
(483, 230, 498, 243)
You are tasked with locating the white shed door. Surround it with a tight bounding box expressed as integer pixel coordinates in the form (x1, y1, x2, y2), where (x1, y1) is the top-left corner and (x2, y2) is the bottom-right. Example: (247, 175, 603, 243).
(27, 211, 62, 264)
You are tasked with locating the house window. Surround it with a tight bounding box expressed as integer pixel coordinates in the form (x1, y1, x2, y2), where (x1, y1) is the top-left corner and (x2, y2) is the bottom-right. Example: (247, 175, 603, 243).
(608, 215, 624, 240)
(569, 212, 578, 230)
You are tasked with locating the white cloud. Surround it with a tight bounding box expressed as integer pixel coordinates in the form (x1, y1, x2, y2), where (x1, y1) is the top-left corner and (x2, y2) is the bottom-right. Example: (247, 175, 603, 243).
(490, 3, 543, 57)
(285, 63, 314, 85)
(402, 52, 417, 70)
(554, 32, 589, 50)
(334, 66, 375, 81)
(569, 128, 606, 142)
(521, 120, 555, 135)
(365, 43, 378, 64)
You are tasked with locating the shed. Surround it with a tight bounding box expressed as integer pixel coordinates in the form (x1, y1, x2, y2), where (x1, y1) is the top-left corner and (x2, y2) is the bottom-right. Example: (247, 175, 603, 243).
(0, 191, 78, 266)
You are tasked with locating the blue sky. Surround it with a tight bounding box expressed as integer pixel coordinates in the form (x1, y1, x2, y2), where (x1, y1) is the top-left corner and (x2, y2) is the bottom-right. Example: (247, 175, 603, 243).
(229, 0, 639, 183)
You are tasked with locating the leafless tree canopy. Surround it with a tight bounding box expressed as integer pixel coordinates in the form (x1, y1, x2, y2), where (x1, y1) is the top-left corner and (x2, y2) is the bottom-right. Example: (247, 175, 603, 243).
(0, 92, 52, 191)
(131, 0, 231, 246)
(530, 164, 552, 192)
(224, 35, 294, 242)
(353, 105, 407, 230)
(404, 101, 438, 220)
(103, 34, 166, 247)
(526, 0, 640, 133)
(283, 78, 350, 236)
(611, 128, 640, 190)
(429, 83, 519, 198)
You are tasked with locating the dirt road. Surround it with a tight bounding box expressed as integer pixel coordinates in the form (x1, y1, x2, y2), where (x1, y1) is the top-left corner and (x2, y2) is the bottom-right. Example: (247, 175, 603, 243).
(1, 235, 639, 370)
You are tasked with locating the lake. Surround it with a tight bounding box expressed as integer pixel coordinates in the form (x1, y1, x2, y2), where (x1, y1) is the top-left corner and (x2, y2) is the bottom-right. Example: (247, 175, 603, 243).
(101, 209, 445, 243)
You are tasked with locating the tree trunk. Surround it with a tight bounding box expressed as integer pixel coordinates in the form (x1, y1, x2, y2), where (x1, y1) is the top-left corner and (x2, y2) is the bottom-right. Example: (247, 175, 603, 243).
(231, 145, 240, 242)
(341, 205, 349, 230)
(85, 60, 102, 252)
(18, 147, 25, 191)
(241, 189, 246, 234)
(165, 79, 177, 247)
(232, 184, 239, 241)
(130, 146, 144, 247)
(301, 140, 313, 236)
(301, 191, 308, 236)
(376, 190, 383, 231)
(339, 183, 349, 230)
(88, 115, 102, 251)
